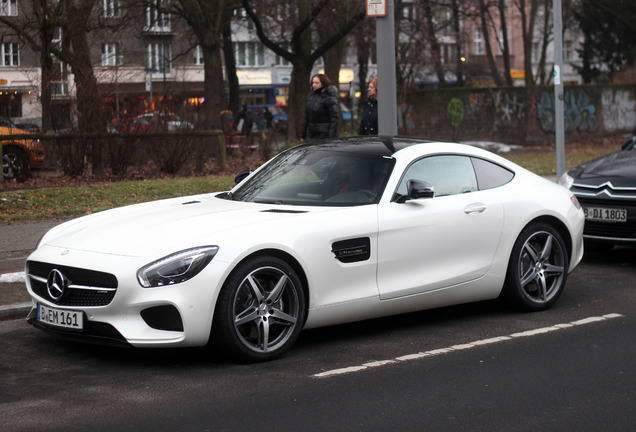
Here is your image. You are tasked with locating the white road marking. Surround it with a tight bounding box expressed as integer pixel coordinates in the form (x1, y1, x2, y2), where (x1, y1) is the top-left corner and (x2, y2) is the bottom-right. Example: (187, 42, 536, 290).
(312, 313, 625, 378)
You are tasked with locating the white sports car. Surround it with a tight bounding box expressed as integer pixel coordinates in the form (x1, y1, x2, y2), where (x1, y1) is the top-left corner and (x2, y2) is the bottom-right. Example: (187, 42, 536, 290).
(26, 137, 584, 361)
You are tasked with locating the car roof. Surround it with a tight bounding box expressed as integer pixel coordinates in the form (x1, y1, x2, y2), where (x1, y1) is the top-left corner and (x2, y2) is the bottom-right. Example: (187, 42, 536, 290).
(295, 136, 435, 157)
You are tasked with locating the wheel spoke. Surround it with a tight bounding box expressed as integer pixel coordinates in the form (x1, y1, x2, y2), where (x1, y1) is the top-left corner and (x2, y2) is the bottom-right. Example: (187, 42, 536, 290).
(523, 242, 540, 262)
(257, 320, 270, 351)
(245, 274, 265, 302)
(267, 273, 288, 304)
(520, 266, 537, 287)
(544, 263, 564, 276)
(539, 235, 553, 261)
(271, 309, 297, 325)
(234, 308, 259, 327)
(536, 272, 548, 300)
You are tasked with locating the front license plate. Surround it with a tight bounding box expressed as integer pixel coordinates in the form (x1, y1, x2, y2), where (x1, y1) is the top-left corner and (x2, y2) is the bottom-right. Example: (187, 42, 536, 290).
(584, 207, 627, 223)
(37, 303, 83, 330)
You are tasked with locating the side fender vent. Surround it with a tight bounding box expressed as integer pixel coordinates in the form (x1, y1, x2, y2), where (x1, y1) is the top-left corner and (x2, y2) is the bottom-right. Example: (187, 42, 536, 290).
(332, 237, 371, 263)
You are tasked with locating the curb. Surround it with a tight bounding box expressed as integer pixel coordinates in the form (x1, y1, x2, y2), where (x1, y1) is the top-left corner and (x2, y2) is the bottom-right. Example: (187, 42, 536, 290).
(0, 302, 31, 321)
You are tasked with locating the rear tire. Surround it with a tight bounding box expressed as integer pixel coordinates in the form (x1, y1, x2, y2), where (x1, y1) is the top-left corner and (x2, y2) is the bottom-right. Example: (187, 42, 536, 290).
(503, 223, 569, 311)
(2, 145, 30, 181)
(212, 255, 306, 361)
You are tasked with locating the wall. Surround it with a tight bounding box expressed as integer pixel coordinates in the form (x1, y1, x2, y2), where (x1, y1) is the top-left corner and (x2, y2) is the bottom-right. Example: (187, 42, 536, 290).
(404, 85, 636, 145)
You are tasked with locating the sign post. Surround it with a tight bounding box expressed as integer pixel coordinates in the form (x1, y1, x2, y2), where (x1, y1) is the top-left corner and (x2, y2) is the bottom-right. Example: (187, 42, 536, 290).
(369, 0, 397, 136)
(553, 0, 565, 180)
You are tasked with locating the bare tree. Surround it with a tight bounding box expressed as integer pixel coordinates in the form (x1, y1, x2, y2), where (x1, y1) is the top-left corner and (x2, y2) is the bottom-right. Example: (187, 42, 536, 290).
(170, 0, 241, 130)
(241, 0, 365, 142)
(514, 0, 540, 86)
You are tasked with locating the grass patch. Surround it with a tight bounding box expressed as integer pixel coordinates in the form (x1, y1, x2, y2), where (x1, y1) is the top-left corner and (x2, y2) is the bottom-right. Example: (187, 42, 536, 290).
(506, 145, 614, 175)
(1, 175, 234, 223)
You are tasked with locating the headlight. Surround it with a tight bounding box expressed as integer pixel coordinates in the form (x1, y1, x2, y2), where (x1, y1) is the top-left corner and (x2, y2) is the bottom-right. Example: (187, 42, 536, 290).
(137, 246, 219, 288)
(558, 171, 574, 189)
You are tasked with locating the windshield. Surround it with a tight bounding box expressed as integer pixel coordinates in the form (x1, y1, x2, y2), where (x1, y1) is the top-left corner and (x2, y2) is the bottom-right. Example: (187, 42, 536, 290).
(230, 146, 394, 206)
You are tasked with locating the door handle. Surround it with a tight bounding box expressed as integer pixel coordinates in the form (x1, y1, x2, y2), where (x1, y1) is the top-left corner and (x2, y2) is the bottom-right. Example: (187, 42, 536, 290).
(464, 203, 486, 214)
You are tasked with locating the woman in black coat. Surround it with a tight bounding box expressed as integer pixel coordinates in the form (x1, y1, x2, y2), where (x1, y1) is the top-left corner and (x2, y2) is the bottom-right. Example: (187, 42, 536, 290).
(301, 74, 339, 142)
(359, 77, 378, 135)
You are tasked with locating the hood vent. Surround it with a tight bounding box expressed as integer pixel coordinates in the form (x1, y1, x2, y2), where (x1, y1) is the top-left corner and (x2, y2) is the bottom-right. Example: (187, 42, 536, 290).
(261, 209, 308, 214)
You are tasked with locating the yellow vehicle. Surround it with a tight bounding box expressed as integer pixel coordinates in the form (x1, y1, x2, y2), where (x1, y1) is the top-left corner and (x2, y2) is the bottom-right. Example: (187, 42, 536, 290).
(1, 117, 46, 180)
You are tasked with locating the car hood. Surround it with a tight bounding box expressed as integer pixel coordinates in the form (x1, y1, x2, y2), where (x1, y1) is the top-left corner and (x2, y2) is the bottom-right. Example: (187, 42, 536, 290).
(571, 150, 636, 187)
(41, 193, 319, 257)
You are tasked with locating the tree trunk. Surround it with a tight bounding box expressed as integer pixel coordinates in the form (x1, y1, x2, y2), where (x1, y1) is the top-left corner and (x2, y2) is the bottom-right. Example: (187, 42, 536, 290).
(64, 0, 106, 174)
(203, 44, 226, 164)
(498, 1, 513, 86)
(423, 2, 446, 86)
(451, 0, 465, 86)
(288, 61, 312, 142)
(479, 0, 502, 86)
(222, 11, 240, 116)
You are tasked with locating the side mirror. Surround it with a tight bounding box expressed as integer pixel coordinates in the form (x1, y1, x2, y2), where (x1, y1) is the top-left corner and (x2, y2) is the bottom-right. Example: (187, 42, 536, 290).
(395, 179, 435, 203)
(234, 169, 253, 184)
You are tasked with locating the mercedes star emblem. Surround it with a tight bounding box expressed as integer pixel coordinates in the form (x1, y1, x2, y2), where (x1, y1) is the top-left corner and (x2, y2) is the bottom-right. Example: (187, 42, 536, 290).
(47, 269, 68, 301)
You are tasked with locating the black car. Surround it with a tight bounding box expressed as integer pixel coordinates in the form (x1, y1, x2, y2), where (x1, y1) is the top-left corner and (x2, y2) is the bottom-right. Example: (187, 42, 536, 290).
(561, 136, 636, 249)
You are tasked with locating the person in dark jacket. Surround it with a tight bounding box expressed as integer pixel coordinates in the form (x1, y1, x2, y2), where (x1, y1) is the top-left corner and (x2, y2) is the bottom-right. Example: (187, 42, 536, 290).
(301, 74, 339, 141)
(359, 77, 378, 135)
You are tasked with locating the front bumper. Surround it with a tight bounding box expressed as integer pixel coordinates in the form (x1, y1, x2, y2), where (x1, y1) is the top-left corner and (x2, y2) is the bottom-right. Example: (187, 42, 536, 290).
(25, 245, 229, 348)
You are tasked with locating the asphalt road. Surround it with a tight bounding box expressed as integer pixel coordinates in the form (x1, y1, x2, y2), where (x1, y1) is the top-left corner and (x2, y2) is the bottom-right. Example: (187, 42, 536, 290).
(1, 247, 634, 432)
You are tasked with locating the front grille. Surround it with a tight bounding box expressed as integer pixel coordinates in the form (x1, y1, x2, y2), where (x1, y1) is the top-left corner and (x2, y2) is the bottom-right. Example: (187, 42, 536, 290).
(27, 260, 118, 306)
(584, 222, 636, 239)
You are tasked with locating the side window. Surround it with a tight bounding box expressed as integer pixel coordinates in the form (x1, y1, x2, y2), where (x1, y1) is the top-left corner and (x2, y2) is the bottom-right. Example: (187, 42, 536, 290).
(398, 155, 478, 197)
(471, 157, 514, 190)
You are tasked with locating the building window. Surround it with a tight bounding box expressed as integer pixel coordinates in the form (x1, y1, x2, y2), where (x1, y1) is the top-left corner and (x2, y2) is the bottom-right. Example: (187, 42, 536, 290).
(194, 45, 204, 65)
(52, 61, 69, 96)
(275, 54, 290, 66)
(441, 43, 456, 65)
(147, 43, 171, 75)
(532, 41, 540, 63)
(1, 43, 19, 66)
(473, 28, 484, 55)
(146, 0, 171, 32)
(234, 42, 265, 67)
(103, 0, 119, 18)
(101, 43, 120, 66)
(0, 0, 17, 16)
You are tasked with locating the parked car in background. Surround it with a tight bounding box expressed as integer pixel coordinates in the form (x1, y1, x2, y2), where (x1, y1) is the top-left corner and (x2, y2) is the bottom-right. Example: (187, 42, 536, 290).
(248, 104, 287, 132)
(1, 117, 46, 181)
(119, 112, 194, 133)
(560, 136, 636, 250)
(26, 137, 583, 361)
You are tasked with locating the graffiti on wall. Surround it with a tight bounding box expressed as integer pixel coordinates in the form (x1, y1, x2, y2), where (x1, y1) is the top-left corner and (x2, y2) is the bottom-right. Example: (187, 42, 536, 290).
(602, 89, 636, 132)
(535, 89, 599, 133)
(492, 90, 525, 123)
(397, 103, 415, 133)
(447, 97, 464, 128)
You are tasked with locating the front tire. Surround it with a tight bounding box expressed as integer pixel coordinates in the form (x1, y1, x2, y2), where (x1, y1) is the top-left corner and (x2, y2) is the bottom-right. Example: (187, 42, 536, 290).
(503, 223, 569, 311)
(212, 256, 306, 361)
